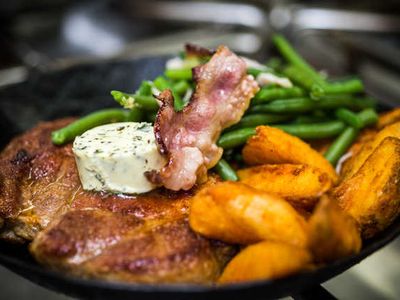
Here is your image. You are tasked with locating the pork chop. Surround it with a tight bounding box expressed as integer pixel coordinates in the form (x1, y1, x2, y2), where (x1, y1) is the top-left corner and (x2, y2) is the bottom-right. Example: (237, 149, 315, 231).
(0, 119, 235, 283)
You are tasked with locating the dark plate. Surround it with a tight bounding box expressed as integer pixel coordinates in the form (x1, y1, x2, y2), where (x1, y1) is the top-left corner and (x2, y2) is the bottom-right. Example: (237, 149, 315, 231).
(0, 56, 399, 300)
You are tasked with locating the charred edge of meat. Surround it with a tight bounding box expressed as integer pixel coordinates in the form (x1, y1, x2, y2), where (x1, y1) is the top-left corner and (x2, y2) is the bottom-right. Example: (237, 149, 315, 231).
(192, 64, 203, 84)
(144, 149, 177, 186)
(10, 149, 33, 165)
(154, 90, 174, 155)
(144, 170, 162, 185)
(185, 43, 215, 58)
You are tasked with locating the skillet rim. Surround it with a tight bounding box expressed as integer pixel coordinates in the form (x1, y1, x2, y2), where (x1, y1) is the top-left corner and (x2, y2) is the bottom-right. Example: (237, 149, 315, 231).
(0, 55, 399, 297)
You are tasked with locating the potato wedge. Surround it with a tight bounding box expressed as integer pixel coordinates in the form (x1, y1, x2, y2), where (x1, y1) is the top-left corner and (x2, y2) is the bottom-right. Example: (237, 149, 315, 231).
(238, 164, 332, 209)
(340, 121, 400, 180)
(308, 196, 361, 263)
(218, 241, 312, 284)
(333, 137, 400, 238)
(377, 108, 400, 129)
(242, 126, 337, 182)
(189, 182, 308, 247)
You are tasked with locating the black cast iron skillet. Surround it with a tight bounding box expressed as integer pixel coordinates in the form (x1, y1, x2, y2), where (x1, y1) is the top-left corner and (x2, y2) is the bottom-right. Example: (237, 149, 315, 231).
(0, 56, 399, 300)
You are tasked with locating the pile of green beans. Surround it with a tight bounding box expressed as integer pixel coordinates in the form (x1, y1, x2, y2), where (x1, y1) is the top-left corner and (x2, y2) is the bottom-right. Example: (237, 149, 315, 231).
(217, 34, 379, 174)
(52, 34, 379, 182)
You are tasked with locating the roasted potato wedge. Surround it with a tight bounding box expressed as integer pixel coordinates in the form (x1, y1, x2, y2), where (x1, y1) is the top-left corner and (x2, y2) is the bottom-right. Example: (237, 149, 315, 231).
(340, 122, 400, 180)
(238, 164, 332, 209)
(218, 241, 312, 284)
(242, 126, 337, 182)
(333, 137, 400, 238)
(377, 108, 400, 129)
(308, 196, 361, 263)
(189, 182, 308, 247)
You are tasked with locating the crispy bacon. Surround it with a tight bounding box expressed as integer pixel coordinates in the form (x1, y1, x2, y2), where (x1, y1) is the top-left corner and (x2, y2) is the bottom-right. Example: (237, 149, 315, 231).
(185, 43, 215, 58)
(146, 46, 259, 191)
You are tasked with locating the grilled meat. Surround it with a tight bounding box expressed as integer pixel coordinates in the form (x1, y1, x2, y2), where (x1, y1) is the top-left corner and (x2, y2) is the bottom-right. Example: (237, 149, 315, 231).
(31, 211, 232, 283)
(0, 118, 79, 242)
(0, 119, 234, 283)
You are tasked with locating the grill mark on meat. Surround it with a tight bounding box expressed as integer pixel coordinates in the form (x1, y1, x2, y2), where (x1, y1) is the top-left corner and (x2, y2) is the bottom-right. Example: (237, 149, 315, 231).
(11, 149, 33, 165)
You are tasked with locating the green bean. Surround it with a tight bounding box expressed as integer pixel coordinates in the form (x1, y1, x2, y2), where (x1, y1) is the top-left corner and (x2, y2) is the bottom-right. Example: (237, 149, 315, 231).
(172, 80, 190, 95)
(214, 159, 239, 181)
(247, 67, 263, 77)
(218, 120, 346, 148)
(137, 80, 153, 96)
(249, 98, 315, 114)
(358, 108, 378, 127)
(165, 68, 193, 81)
(146, 111, 158, 123)
(324, 127, 359, 165)
(253, 86, 305, 104)
(51, 108, 143, 145)
(317, 95, 376, 110)
(266, 57, 283, 71)
(312, 78, 364, 98)
(153, 76, 170, 91)
(151, 77, 186, 111)
(132, 95, 159, 111)
(178, 50, 186, 59)
(293, 114, 330, 124)
(335, 108, 363, 128)
(173, 91, 185, 111)
(274, 121, 346, 139)
(250, 96, 375, 114)
(230, 114, 292, 130)
(273, 34, 326, 85)
(111, 90, 158, 111)
(282, 65, 317, 91)
(218, 128, 256, 149)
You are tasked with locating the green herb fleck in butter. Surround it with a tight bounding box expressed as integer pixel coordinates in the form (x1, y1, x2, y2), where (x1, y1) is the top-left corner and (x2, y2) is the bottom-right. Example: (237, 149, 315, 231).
(72, 122, 166, 194)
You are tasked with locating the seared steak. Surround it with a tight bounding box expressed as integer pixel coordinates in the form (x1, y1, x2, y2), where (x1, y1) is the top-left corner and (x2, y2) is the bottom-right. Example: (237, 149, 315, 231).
(0, 118, 79, 242)
(0, 119, 234, 283)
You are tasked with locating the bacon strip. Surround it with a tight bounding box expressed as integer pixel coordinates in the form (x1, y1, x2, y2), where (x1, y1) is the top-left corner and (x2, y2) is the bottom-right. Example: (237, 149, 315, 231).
(146, 46, 259, 191)
(185, 43, 215, 58)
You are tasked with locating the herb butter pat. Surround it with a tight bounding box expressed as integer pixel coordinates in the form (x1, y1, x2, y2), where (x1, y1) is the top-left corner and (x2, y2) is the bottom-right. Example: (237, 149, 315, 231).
(72, 122, 166, 194)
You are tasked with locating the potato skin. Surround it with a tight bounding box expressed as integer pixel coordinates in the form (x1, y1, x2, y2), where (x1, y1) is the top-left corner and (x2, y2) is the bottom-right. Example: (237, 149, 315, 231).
(377, 108, 400, 129)
(308, 196, 361, 263)
(242, 126, 337, 182)
(339, 128, 377, 177)
(340, 122, 400, 181)
(333, 137, 400, 238)
(218, 241, 312, 283)
(238, 164, 332, 209)
(189, 182, 309, 247)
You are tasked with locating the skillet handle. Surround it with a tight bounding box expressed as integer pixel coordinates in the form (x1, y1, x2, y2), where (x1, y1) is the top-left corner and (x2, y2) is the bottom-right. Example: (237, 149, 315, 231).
(292, 285, 337, 300)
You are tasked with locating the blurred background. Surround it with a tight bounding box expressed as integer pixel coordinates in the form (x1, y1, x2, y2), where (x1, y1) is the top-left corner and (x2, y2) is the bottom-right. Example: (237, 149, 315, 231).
(0, 0, 400, 106)
(0, 0, 399, 299)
